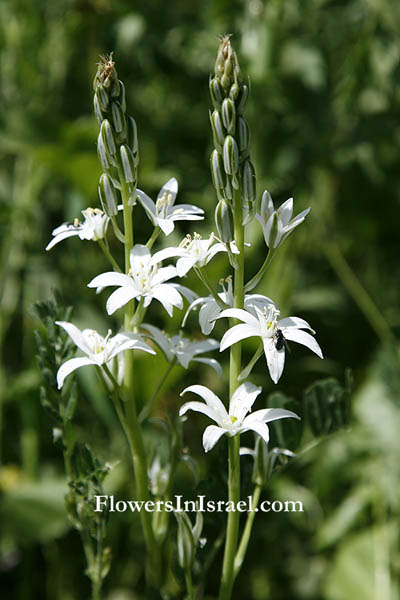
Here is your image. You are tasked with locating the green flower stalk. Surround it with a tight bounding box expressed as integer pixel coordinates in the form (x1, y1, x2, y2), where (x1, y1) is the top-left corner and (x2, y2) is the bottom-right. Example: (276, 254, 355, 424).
(93, 54, 160, 584)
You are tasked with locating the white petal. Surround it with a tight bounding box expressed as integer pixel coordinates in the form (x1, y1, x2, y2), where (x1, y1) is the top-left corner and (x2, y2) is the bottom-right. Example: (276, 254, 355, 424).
(57, 357, 95, 388)
(136, 188, 157, 223)
(245, 422, 270, 444)
(180, 385, 228, 421)
(141, 323, 174, 361)
(45, 229, 80, 250)
(199, 301, 221, 335)
(220, 324, 260, 352)
(157, 218, 175, 236)
(263, 338, 285, 384)
(151, 246, 185, 265)
(88, 272, 131, 289)
(230, 382, 262, 421)
(152, 283, 183, 309)
(170, 203, 204, 216)
(170, 283, 198, 304)
(157, 177, 178, 204)
(277, 198, 293, 226)
(55, 321, 90, 355)
(129, 245, 151, 271)
(245, 407, 300, 424)
(278, 316, 315, 333)
(202, 425, 227, 452)
(261, 190, 274, 220)
(106, 287, 139, 314)
(179, 401, 220, 423)
(107, 334, 155, 359)
(217, 308, 259, 327)
(281, 328, 323, 358)
(176, 256, 195, 277)
(192, 357, 222, 377)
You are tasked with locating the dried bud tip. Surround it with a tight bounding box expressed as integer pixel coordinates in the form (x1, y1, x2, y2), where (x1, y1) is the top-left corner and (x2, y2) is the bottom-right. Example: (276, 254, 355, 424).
(94, 52, 118, 91)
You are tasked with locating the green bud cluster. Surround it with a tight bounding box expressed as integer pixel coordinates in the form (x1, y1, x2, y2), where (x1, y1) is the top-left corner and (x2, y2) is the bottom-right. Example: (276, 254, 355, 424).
(209, 35, 256, 240)
(93, 53, 139, 213)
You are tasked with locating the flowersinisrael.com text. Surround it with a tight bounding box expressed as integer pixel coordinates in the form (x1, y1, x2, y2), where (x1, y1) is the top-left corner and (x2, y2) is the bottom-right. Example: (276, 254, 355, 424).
(94, 495, 304, 514)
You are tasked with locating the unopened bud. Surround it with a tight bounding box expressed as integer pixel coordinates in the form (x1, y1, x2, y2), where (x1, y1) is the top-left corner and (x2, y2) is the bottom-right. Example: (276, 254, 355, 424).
(237, 83, 249, 114)
(267, 211, 280, 248)
(210, 149, 226, 198)
(210, 110, 225, 153)
(93, 94, 104, 127)
(119, 145, 136, 183)
(209, 76, 224, 110)
(96, 85, 109, 111)
(237, 117, 251, 158)
(98, 173, 118, 216)
(229, 82, 240, 101)
(215, 199, 234, 243)
(176, 512, 195, 570)
(242, 159, 256, 224)
(97, 132, 110, 170)
(127, 116, 139, 160)
(223, 135, 239, 176)
(111, 101, 126, 135)
(221, 98, 236, 136)
(252, 438, 272, 486)
(118, 80, 126, 112)
(100, 119, 117, 158)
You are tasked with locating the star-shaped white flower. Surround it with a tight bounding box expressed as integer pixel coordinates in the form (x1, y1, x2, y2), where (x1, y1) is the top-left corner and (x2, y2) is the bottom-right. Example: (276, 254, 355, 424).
(46, 208, 109, 250)
(141, 323, 221, 375)
(217, 302, 323, 384)
(55, 321, 155, 388)
(136, 178, 204, 236)
(182, 277, 275, 335)
(179, 382, 300, 452)
(88, 244, 187, 316)
(256, 191, 310, 249)
(176, 233, 239, 277)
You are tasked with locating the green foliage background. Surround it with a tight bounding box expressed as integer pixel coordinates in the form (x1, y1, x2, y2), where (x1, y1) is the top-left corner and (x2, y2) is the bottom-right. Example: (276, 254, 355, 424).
(1, 0, 400, 598)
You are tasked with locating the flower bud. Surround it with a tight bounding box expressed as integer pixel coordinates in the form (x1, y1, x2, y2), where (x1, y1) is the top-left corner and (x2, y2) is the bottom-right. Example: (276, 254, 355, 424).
(266, 211, 280, 248)
(215, 199, 234, 243)
(237, 83, 249, 115)
(93, 94, 104, 127)
(210, 110, 225, 153)
(100, 119, 117, 158)
(98, 173, 118, 216)
(176, 512, 195, 570)
(252, 438, 272, 486)
(229, 82, 240, 101)
(210, 149, 226, 198)
(223, 135, 239, 176)
(237, 116, 251, 158)
(96, 84, 109, 111)
(242, 159, 256, 224)
(110, 77, 120, 98)
(110, 101, 126, 135)
(127, 116, 139, 160)
(209, 76, 224, 110)
(221, 97, 236, 136)
(119, 144, 136, 183)
(97, 132, 110, 170)
(118, 80, 126, 112)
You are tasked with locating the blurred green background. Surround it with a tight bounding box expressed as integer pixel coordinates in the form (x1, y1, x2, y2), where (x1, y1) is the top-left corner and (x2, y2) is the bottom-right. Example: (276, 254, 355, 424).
(1, 0, 400, 598)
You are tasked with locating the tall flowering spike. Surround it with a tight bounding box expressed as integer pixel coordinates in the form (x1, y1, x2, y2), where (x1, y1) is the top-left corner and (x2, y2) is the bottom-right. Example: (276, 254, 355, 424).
(209, 36, 256, 234)
(93, 53, 139, 206)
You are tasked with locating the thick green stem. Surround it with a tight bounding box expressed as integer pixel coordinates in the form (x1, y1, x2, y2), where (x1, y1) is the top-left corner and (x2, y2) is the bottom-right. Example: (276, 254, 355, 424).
(98, 238, 122, 272)
(234, 484, 262, 577)
(219, 189, 245, 600)
(146, 226, 161, 249)
(245, 248, 275, 293)
(119, 176, 160, 580)
(185, 567, 195, 600)
(194, 267, 228, 310)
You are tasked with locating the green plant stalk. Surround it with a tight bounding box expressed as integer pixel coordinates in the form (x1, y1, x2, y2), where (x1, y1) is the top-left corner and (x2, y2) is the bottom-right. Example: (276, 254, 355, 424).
(139, 359, 176, 423)
(146, 226, 161, 249)
(245, 247, 275, 293)
(185, 567, 195, 600)
(234, 484, 262, 577)
(219, 188, 245, 600)
(98, 238, 122, 272)
(119, 176, 160, 579)
(194, 267, 228, 310)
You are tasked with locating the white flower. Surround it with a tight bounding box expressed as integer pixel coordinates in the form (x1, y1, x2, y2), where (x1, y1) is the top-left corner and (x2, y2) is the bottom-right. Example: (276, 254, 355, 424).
(46, 208, 109, 250)
(142, 323, 221, 376)
(217, 302, 323, 384)
(176, 233, 239, 277)
(256, 191, 310, 249)
(55, 321, 155, 388)
(136, 177, 204, 236)
(179, 382, 300, 452)
(88, 244, 187, 316)
(182, 277, 275, 335)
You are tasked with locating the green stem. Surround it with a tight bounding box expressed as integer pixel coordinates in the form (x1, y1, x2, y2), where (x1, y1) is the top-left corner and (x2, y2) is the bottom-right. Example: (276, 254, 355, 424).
(234, 484, 262, 577)
(119, 175, 160, 581)
(139, 360, 176, 423)
(244, 248, 275, 293)
(238, 343, 264, 382)
(219, 188, 245, 600)
(146, 226, 161, 249)
(185, 567, 195, 600)
(98, 238, 122, 272)
(194, 267, 227, 310)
